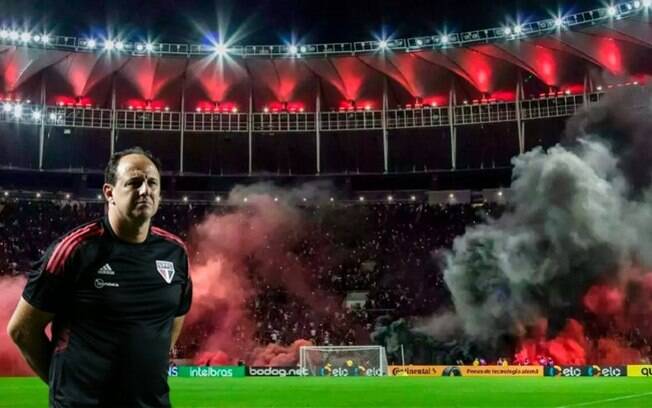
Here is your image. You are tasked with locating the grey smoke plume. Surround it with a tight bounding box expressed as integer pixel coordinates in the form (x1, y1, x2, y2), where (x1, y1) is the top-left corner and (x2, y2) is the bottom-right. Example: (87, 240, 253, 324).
(442, 86, 652, 345)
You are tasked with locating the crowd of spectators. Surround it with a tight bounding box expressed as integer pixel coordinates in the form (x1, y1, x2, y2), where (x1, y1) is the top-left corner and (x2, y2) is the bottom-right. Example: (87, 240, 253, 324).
(0, 198, 503, 360)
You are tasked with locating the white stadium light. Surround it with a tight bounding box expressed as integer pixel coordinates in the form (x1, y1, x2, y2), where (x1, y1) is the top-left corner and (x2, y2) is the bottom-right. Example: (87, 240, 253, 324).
(33, 34, 41, 42)
(145, 42, 155, 52)
(411, 195, 417, 201)
(634, 0, 642, 8)
(136, 43, 144, 51)
(2, 103, 12, 113)
(215, 196, 221, 202)
(0, 29, 8, 39)
(440, 34, 449, 44)
(87, 39, 97, 49)
(289, 44, 298, 55)
(513, 25, 523, 34)
(607, 6, 618, 16)
(115, 41, 124, 50)
(378, 39, 388, 49)
(49, 112, 57, 121)
(214, 42, 228, 56)
(503, 27, 512, 36)
(359, 196, 365, 201)
(387, 195, 394, 202)
(9, 30, 19, 41)
(20, 32, 31, 42)
(299, 45, 307, 53)
(41, 34, 50, 43)
(13, 104, 23, 118)
(104, 40, 115, 50)
(644, 0, 651, 7)
(554, 17, 564, 27)
(32, 110, 41, 120)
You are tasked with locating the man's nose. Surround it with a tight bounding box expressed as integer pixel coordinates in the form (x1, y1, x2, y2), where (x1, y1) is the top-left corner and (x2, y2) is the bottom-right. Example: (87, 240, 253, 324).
(138, 181, 150, 195)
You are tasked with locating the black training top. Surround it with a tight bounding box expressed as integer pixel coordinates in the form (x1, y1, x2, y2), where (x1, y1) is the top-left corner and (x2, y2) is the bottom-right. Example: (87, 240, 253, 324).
(22, 217, 193, 408)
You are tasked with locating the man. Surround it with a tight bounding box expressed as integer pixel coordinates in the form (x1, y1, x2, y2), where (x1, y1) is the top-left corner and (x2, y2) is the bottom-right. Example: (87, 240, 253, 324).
(7, 147, 192, 407)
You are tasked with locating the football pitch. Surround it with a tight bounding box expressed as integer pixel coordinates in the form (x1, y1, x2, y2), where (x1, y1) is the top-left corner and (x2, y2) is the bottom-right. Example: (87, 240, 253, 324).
(1, 377, 652, 407)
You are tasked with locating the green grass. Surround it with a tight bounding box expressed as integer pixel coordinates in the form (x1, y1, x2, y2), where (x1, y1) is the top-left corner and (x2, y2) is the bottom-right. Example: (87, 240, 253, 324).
(1, 377, 652, 407)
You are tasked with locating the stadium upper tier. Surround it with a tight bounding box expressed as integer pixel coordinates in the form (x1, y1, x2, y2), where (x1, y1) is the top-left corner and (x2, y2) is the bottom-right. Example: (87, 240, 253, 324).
(0, 6, 650, 115)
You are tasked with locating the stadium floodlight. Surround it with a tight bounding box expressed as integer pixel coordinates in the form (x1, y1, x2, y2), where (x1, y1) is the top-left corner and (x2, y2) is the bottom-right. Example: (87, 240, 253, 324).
(104, 40, 115, 50)
(36, 192, 41, 198)
(13, 104, 23, 118)
(214, 42, 228, 56)
(87, 39, 97, 49)
(634, 0, 642, 7)
(9, 30, 19, 41)
(20, 32, 31, 42)
(503, 27, 513, 36)
(513, 25, 523, 34)
(387, 195, 394, 202)
(288, 44, 298, 55)
(2, 103, 12, 113)
(96, 194, 102, 200)
(449, 193, 455, 199)
(597, 85, 603, 91)
(182, 196, 188, 202)
(440, 34, 449, 44)
(378, 39, 388, 50)
(32, 110, 41, 120)
(145, 42, 155, 52)
(416, 39, 423, 46)
(299, 45, 307, 53)
(607, 5, 618, 16)
(644, 0, 652, 7)
(498, 190, 503, 197)
(359, 196, 365, 202)
(243, 197, 248, 203)
(215, 196, 221, 202)
(0, 29, 8, 39)
(115, 41, 125, 50)
(41, 34, 50, 43)
(65, 193, 71, 199)
(48, 112, 57, 121)
(3, 191, 8, 197)
(33, 34, 41, 42)
(136, 43, 144, 52)
(554, 17, 564, 27)
(411, 195, 417, 201)
(329, 197, 335, 202)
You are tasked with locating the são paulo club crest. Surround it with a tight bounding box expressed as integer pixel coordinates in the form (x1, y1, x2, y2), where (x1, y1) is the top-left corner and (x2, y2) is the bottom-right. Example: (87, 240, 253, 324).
(156, 260, 176, 284)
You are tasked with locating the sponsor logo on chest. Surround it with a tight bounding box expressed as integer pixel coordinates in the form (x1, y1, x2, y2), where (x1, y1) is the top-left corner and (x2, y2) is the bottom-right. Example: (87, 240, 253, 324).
(156, 260, 176, 284)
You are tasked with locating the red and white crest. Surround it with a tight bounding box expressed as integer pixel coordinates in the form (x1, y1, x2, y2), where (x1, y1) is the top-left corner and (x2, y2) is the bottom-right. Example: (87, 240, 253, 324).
(156, 260, 175, 284)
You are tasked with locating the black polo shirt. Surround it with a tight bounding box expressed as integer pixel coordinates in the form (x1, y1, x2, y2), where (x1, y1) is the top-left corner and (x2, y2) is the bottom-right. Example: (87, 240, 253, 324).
(22, 217, 192, 408)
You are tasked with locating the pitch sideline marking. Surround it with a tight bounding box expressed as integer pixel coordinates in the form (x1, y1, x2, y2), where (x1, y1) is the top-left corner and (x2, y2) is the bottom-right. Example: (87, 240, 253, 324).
(556, 391, 652, 408)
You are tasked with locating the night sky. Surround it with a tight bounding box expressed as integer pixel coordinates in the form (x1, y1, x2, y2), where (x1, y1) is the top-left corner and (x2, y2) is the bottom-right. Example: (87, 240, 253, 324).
(0, 0, 603, 45)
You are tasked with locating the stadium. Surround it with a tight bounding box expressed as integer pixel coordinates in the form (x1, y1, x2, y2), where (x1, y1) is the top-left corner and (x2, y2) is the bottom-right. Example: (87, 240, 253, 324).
(1, 0, 652, 406)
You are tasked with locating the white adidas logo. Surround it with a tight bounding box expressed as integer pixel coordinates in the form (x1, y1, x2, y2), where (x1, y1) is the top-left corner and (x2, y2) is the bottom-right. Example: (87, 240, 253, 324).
(97, 263, 115, 275)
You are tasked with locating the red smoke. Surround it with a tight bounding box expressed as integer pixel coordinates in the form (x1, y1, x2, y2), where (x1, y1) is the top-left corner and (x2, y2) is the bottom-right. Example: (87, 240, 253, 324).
(0, 276, 32, 376)
(180, 194, 342, 366)
(515, 269, 652, 365)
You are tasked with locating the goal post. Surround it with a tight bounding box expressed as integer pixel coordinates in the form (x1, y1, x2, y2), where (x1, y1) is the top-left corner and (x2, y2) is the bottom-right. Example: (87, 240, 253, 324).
(299, 345, 388, 376)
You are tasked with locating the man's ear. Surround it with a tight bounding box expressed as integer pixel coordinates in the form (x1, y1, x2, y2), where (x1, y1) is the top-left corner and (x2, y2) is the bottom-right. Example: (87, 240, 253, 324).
(102, 183, 114, 204)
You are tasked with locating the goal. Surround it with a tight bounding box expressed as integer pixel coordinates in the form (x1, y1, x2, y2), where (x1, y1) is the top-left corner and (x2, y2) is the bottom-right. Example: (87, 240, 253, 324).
(298, 345, 388, 376)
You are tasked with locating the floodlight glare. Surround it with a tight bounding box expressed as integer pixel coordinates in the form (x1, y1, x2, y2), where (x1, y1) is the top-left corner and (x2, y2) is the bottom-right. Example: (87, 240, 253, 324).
(20, 32, 31, 42)
(643, 0, 651, 7)
(49, 112, 57, 121)
(299, 45, 307, 53)
(104, 40, 115, 50)
(554, 17, 564, 27)
(136, 43, 144, 51)
(41, 34, 50, 43)
(0, 30, 8, 39)
(513, 25, 523, 34)
(607, 6, 617, 16)
(2, 103, 12, 113)
(32, 110, 41, 120)
(87, 39, 97, 49)
(13, 104, 23, 118)
(9, 31, 19, 41)
(145, 42, 154, 52)
(503, 27, 512, 35)
(289, 45, 298, 55)
(416, 39, 423, 46)
(115, 41, 124, 50)
(33, 35, 41, 42)
(214, 43, 228, 56)
(378, 40, 388, 49)
(440, 34, 449, 44)
(634, 0, 642, 8)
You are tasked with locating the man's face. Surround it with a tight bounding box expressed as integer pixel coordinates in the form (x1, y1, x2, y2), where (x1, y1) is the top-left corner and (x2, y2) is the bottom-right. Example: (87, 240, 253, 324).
(104, 154, 161, 224)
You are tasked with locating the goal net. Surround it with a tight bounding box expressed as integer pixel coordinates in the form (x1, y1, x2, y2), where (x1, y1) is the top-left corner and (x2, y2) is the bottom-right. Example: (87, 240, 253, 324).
(299, 345, 388, 376)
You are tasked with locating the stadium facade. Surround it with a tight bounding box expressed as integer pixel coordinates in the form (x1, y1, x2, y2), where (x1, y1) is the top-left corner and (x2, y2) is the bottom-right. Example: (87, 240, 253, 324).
(0, 2, 650, 195)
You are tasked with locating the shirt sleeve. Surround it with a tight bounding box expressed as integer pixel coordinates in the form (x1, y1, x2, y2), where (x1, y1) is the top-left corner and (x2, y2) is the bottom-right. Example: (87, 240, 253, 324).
(22, 242, 74, 314)
(175, 254, 193, 317)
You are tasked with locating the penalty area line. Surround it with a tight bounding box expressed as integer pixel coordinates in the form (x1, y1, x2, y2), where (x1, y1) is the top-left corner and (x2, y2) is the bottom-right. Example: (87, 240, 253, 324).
(555, 391, 652, 408)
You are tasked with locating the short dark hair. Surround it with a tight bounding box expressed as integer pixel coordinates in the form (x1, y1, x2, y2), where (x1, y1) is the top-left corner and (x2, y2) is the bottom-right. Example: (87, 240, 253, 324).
(104, 147, 162, 185)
